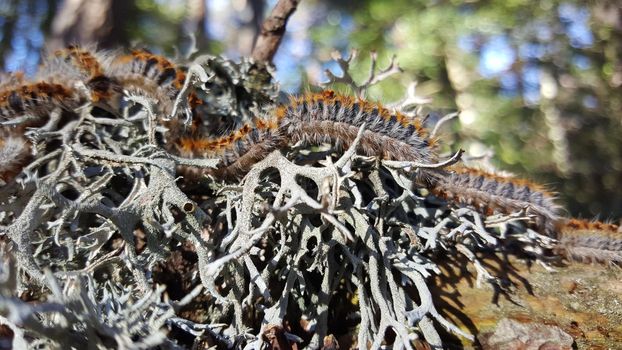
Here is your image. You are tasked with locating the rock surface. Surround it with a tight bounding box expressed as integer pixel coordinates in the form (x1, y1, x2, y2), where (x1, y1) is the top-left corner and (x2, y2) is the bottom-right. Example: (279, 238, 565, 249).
(431, 255, 622, 349)
(478, 318, 574, 350)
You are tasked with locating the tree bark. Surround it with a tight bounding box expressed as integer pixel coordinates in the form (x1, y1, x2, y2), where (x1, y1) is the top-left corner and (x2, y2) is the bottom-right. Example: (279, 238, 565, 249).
(251, 0, 300, 64)
(48, 0, 132, 50)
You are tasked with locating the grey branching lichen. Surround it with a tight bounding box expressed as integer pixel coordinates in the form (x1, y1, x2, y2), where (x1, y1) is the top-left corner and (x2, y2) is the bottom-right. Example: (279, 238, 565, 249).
(0, 50, 552, 349)
(189, 55, 279, 132)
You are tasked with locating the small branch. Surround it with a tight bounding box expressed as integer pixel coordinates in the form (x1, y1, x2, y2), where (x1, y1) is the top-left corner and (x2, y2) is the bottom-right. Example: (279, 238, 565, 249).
(361, 52, 402, 89)
(169, 60, 212, 121)
(389, 82, 433, 112)
(251, 0, 301, 63)
(430, 112, 459, 138)
(323, 50, 403, 98)
(167, 154, 220, 168)
(123, 94, 159, 145)
(70, 144, 164, 169)
(382, 149, 464, 170)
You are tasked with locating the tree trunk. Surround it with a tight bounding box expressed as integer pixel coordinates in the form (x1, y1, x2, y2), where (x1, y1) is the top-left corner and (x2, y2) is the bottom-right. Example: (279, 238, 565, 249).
(48, 0, 133, 51)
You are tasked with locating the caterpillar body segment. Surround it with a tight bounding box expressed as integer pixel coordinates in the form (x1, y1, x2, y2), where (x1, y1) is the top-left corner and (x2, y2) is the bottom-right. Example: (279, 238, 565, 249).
(177, 91, 436, 178)
(433, 166, 562, 232)
(555, 219, 622, 264)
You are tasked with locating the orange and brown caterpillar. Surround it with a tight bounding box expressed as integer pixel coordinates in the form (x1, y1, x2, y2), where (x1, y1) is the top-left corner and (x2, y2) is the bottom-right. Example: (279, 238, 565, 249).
(108, 49, 202, 116)
(177, 90, 436, 177)
(50, 45, 120, 103)
(0, 47, 205, 184)
(42, 47, 199, 116)
(0, 46, 114, 124)
(0, 47, 203, 123)
(0, 81, 82, 122)
(432, 166, 562, 232)
(554, 219, 622, 264)
(176, 91, 565, 233)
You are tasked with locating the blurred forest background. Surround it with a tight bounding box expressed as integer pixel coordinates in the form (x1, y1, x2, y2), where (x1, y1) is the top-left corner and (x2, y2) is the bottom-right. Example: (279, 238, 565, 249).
(1, 0, 621, 219)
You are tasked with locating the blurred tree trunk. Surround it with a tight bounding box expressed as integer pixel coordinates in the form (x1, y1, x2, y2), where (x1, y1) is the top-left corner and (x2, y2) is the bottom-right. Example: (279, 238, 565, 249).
(249, 0, 265, 42)
(48, 0, 134, 50)
(237, 0, 265, 55)
(183, 0, 209, 49)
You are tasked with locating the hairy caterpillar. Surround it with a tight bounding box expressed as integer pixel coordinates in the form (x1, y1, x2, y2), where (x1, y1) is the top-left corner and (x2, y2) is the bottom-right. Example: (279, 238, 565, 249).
(0, 47, 126, 125)
(0, 47, 206, 134)
(0, 47, 207, 185)
(108, 49, 201, 116)
(0, 81, 84, 122)
(176, 91, 566, 233)
(49, 45, 120, 104)
(432, 166, 562, 232)
(554, 219, 622, 264)
(177, 90, 436, 176)
(1, 47, 112, 123)
(0, 47, 200, 124)
(0, 48, 610, 248)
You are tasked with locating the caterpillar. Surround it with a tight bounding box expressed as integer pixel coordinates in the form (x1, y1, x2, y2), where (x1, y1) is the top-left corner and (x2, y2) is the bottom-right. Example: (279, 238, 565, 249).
(554, 219, 622, 264)
(0, 81, 84, 123)
(0, 48, 607, 247)
(431, 166, 562, 233)
(177, 90, 436, 176)
(1, 47, 201, 124)
(48, 45, 120, 104)
(108, 49, 201, 116)
(0, 47, 207, 184)
(176, 91, 566, 233)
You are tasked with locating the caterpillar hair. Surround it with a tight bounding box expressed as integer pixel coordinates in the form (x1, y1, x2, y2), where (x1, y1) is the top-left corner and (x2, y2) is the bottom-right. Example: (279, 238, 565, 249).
(176, 90, 567, 235)
(47, 45, 121, 103)
(432, 166, 562, 232)
(0, 47, 122, 123)
(107, 49, 195, 116)
(0, 131, 30, 183)
(52, 45, 109, 78)
(0, 71, 25, 91)
(0, 82, 85, 123)
(554, 219, 622, 264)
(177, 90, 436, 178)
